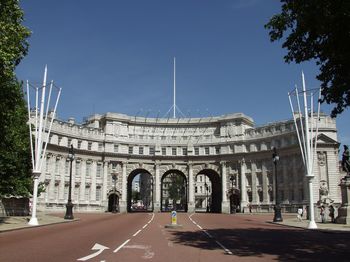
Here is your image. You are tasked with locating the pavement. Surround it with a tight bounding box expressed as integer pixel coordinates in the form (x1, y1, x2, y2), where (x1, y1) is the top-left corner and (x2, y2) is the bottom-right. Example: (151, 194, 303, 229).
(0, 212, 78, 232)
(1, 212, 350, 233)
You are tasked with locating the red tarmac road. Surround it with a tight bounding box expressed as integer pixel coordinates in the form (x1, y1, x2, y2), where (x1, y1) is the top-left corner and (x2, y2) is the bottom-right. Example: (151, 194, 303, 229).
(1, 212, 350, 262)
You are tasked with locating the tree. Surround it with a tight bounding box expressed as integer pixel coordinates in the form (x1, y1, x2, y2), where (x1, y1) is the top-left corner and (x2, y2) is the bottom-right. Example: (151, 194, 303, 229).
(0, 0, 31, 197)
(265, 0, 350, 117)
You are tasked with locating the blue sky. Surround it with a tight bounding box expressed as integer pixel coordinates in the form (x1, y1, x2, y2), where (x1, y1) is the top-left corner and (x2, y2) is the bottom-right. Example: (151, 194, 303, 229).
(16, 0, 349, 145)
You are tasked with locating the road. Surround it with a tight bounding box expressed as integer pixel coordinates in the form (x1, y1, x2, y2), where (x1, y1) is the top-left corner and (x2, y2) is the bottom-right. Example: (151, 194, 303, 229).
(1, 212, 350, 261)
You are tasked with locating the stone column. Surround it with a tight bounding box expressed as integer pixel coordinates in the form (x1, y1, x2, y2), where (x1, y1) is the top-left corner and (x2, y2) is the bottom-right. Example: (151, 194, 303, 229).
(59, 157, 65, 201)
(102, 161, 108, 202)
(240, 159, 248, 212)
(91, 161, 97, 202)
(80, 160, 86, 201)
(188, 162, 195, 212)
(262, 162, 268, 205)
(119, 162, 127, 213)
(154, 163, 161, 212)
(251, 162, 257, 204)
(221, 161, 229, 213)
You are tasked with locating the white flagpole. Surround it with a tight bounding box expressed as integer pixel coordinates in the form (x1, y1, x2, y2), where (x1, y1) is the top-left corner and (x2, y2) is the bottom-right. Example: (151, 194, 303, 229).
(173, 57, 176, 119)
(27, 66, 61, 226)
(301, 72, 317, 229)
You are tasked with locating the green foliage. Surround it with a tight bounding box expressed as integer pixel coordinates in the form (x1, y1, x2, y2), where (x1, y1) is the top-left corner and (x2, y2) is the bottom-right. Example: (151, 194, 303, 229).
(265, 0, 350, 117)
(167, 174, 186, 206)
(0, 0, 32, 197)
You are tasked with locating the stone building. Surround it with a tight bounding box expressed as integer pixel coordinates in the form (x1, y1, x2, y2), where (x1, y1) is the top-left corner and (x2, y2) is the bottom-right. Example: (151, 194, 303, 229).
(36, 112, 341, 214)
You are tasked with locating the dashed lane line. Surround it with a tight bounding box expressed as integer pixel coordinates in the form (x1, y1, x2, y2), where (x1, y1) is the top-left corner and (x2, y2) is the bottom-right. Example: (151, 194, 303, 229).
(188, 214, 233, 255)
(133, 230, 142, 237)
(113, 239, 130, 253)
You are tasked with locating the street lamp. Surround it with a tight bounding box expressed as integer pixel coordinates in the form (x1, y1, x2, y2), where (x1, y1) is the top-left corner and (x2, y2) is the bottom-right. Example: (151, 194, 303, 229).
(230, 175, 236, 214)
(111, 173, 118, 213)
(272, 147, 283, 222)
(64, 145, 75, 219)
(205, 182, 209, 212)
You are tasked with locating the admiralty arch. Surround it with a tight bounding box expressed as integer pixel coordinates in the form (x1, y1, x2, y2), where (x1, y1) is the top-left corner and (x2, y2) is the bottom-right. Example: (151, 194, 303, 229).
(37, 112, 341, 214)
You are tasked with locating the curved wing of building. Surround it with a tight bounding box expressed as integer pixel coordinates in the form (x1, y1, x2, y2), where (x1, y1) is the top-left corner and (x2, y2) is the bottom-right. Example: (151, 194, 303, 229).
(37, 112, 341, 214)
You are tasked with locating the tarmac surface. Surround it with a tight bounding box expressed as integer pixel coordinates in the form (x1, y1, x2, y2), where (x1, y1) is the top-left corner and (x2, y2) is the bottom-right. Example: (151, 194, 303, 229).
(1, 212, 349, 233)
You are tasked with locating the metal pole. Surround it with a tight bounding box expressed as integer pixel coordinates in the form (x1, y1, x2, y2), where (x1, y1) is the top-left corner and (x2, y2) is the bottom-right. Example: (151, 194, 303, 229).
(65, 145, 74, 219)
(273, 148, 282, 222)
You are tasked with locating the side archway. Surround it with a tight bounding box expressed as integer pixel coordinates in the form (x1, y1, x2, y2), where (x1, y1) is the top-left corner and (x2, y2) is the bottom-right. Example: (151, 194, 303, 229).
(107, 190, 121, 212)
(127, 169, 154, 212)
(195, 169, 222, 213)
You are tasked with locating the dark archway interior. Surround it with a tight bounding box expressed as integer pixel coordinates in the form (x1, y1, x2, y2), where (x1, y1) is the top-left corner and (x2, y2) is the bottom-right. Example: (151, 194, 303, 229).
(161, 170, 188, 212)
(108, 193, 119, 212)
(127, 169, 153, 212)
(197, 169, 222, 213)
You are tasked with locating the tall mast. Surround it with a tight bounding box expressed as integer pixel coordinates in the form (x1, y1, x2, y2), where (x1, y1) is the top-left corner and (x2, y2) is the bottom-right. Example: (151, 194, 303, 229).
(173, 57, 176, 118)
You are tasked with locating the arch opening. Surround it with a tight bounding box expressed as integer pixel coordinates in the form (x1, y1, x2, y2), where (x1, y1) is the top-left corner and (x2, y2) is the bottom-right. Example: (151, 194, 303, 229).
(127, 169, 154, 212)
(161, 170, 188, 212)
(195, 169, 222, 213)
(108, 193, 120, 212)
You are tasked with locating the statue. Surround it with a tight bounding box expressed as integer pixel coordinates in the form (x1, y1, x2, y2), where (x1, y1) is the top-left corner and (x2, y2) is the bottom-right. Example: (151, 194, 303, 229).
(342, 145, 350, 176)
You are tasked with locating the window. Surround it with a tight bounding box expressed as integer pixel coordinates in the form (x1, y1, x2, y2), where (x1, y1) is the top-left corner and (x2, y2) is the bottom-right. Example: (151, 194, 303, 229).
(215, 147, 220, 155)
(114, 144, 118, 153)
(98, 143, 103, 151)
(172, 147, 177, 156)
(205, 147, 209, 155)
(161, 136, 166, 140)
(75, 162, 81, 177)
(149, 146, 155, 156)
(182, 147, 187, 156)
(96, 163, 102, 178)
(88, 142, 92, 150)
(85, 186, 90, 201)
(162, 147, 166, 156)
(128, 146, 133, 154)
(96, 187, 101, 201)
(86, 162, 91, 177)
(74, 185, 80, 200)
(78, 140, 82, 149)
(139, 146, 144, 155)
(64, 185, 68, 199)
(171, 136, 176, 140)
(194, 147, 199, 156)
(58, 136, 62, 145)
(65, 161, 69, 174)
(55, 159, 60, 174)
(195, 186, 197, 193)
(68, 138, 72, 147)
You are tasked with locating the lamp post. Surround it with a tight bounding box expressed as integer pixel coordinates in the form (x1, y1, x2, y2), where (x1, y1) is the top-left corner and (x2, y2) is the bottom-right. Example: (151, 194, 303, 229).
(111, 173, 118, 213)
(64, 145, 75, 219)
(205, 182, 209, 212)
(272, 147, 283, 222)
(230, 175, 236, 214)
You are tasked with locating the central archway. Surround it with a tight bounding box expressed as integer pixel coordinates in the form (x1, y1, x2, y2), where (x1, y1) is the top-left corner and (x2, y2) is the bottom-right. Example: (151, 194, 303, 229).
(127, 169, 154, 212)
(161, 170, 188, 212)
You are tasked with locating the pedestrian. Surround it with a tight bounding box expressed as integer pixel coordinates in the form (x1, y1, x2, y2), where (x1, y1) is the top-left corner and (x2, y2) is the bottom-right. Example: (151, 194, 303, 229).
(249, 203, 252, 214)
(329, 205, 335, 223)
(297, 207, 303, 221)
(320, 206, 326, 223)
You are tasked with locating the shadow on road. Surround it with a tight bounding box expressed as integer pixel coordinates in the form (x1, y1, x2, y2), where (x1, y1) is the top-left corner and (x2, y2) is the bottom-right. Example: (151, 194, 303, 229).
(170, 227, 350, 261)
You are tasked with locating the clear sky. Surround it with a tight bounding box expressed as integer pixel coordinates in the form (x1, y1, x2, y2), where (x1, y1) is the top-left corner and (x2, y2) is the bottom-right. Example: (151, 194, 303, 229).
(16, 0, 349, 146)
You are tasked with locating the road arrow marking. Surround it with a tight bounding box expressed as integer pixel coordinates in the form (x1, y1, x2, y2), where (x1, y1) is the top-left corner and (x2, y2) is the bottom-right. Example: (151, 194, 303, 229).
(77, 243, 109, 261)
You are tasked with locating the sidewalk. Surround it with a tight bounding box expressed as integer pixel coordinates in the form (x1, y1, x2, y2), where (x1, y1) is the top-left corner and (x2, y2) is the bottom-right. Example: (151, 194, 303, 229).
(275, 216, 350, 232)
(0, 212, 78, 232)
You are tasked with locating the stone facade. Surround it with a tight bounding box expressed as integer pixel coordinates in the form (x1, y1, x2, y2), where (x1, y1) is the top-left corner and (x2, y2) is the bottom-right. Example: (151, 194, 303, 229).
(35, 112, 341, 214)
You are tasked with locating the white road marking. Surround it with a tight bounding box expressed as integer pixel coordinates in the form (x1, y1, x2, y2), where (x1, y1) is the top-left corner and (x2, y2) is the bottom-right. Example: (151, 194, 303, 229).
(133, 229, 142, 237)
(188, 214, 233, 255)
(123, 245, 155, 259)
(77, 243, 109, 261)
(143, 224, 148, 229)
(113, 239, 130, 253)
